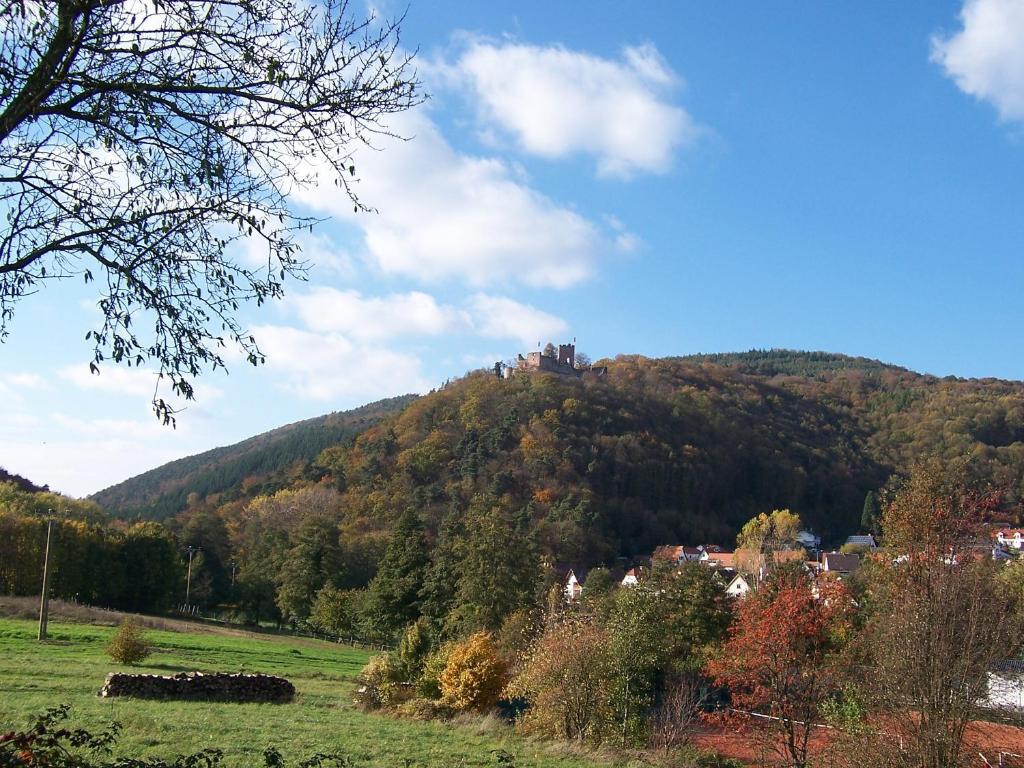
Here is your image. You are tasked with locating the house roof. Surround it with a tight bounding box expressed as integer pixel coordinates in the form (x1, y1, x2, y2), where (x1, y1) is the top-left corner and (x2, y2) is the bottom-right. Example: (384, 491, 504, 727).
(823, 552, 861, 573)
(991, 660, 1024, 679)
(716, 567, 738, 582)
(996, 528, 1024, 538)
(774, 549, 807, 564)
(706, 552, 736, 568)
(844, 534, 877, 547)
(652, 545, 681, 562)
(562, 567, 589, 585)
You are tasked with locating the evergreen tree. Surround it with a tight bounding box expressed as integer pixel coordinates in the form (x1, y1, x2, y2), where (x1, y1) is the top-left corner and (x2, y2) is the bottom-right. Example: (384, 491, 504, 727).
(861, 490, 880, 534)
(449, 496, 538, 633)
(419, 511, 464, 630)
(275, 516, 343, 622)
(366, 507, 430, 639)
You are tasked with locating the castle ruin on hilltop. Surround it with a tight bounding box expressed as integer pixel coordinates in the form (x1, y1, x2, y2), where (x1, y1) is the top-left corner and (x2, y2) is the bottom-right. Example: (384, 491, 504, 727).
(495, 342, 607, 380)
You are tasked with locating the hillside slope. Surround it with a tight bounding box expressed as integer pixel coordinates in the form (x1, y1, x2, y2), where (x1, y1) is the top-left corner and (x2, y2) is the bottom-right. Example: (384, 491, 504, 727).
(90, 395, 417, 518)
(94, 351, 1024, 562)
(296, 352, 1024, 565)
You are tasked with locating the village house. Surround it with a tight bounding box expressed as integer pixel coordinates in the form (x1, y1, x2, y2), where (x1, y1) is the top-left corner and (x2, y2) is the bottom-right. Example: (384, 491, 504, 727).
(843, 533, 877, 549)
(821, 552, 861, 576)
(621, 566, 645, 587)
(653, 545, 703, 565)
(985, 660, 1024, 714)
(701, 550, 736, 569)
(796, 530, 821, 550)
(715, 568, 751, 598)
(563, 568, 586, 602)
(995, 528, 1024, 550)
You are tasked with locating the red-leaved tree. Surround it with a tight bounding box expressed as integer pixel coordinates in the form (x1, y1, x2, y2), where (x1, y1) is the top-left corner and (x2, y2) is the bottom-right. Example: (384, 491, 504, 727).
(707, 569, 853, 768)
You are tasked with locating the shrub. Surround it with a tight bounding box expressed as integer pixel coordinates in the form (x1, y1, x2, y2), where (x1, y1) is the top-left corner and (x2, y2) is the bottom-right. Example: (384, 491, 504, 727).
(393, 697, 451, 721)
(393, 619, 431, 683)
(416, 642, 452, 700)
(438, 632, 508, 712)
(106, 619, 151, 665)
(507, 616, 614, 742)
(353, 653, 405, 711)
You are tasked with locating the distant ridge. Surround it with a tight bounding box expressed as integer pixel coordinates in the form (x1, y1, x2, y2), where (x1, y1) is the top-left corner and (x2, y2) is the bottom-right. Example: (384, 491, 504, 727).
(0, 467, 48, 494)
(90, 394, 417, 519)
(678, 349, 905, 378)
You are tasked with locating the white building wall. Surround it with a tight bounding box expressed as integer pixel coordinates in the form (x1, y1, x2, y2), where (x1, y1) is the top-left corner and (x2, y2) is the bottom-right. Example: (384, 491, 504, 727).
(986, 672, 1024, 712)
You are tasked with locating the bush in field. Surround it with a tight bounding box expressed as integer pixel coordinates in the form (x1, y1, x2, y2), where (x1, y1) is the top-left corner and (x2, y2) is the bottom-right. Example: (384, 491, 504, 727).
(393, 619, 431, 684)
(353, 653, 406, 711)
(106, 619, 151, 665)
(416, 643, 453, 700)
(438, 632, 508, 712)
(508, 616, 614, 742)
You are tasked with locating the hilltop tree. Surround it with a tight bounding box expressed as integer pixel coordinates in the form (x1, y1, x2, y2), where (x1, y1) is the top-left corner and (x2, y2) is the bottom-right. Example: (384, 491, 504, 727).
(0, 0, 420, 422)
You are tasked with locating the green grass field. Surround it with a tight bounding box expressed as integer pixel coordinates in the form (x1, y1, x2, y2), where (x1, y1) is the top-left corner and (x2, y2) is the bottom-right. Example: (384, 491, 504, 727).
(0, 618, 618, 768)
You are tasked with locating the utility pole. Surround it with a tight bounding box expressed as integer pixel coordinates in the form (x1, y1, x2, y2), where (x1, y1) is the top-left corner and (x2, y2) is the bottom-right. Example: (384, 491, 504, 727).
(37, 515, 53, 641)
(184, 545, 201, 608)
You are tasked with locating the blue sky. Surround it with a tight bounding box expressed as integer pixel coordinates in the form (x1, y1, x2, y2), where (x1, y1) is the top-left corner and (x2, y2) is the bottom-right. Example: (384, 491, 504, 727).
(3, 0, 1024, 496)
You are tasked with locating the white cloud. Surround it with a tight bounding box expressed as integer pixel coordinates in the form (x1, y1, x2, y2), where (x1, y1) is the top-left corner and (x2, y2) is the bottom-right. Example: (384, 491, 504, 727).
(293, 110, 615, 288)
(932, 0, 1024, 122)
(4, 372, 48, 389)
(283, 287, 568, 348)
(467, 293, 568, 347)
(288, 287, 467, 340)
(59, 364, 162, 398)
(249, 324, 433, 401)
(0, 406, 209, 497)
(58, 364, 223, 403)
(449, 41, 697, 177)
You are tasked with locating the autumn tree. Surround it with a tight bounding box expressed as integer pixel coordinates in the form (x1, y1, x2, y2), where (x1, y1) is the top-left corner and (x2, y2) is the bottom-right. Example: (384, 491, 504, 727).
(708, 570, 853, 768)
(0, 1, 420, 421)
(509, 615, 615, 743)
(858, 463, 1024, 768)
(437, 631, 508, 712)
(735, 508, 803, 580)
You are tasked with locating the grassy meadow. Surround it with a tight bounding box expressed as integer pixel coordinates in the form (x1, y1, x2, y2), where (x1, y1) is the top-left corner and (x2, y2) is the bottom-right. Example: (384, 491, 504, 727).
(0, 617, 617, 768)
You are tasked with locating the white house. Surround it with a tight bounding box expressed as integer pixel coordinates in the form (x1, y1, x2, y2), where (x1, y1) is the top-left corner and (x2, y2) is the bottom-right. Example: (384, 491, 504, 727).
(621, 567, 644, 587)
(564, 569, 585, 602)
(796, 530, 821, 550)
(720, 570, 751, 598)
(996, 529, 1024, 550)
(985, 661, 1024, 713)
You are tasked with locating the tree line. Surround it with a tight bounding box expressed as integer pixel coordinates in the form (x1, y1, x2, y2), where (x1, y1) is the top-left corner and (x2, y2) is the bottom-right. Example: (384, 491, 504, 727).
(0, 483, 183, 613)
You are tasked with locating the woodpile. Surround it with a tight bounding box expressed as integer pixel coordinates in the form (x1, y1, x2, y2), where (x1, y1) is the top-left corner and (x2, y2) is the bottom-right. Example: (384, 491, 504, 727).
(98, 671, 295, 702)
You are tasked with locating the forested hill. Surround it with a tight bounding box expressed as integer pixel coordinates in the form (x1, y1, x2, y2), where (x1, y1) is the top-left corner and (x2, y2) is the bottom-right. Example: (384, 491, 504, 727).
(234, 350, 1023, 565)
(90, 395, 417, 519)
(94, 351, 1024, 564)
